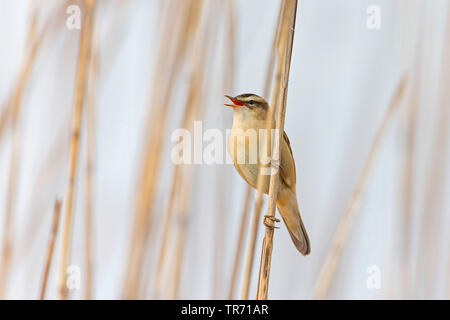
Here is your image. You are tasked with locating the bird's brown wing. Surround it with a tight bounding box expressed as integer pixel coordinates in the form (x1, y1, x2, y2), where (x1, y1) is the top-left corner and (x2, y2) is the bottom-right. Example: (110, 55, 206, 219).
(279, 131, 296, 188)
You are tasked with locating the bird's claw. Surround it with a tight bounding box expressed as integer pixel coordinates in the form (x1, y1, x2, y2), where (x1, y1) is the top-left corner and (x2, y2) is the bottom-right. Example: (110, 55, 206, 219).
(263, 215, 280, 229)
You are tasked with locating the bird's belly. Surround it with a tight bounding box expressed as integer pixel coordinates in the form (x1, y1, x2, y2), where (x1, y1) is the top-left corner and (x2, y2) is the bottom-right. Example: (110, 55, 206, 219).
(228, 129, 271, 193)
(228, 133, 259, 164)
(234, 163, 271, 194)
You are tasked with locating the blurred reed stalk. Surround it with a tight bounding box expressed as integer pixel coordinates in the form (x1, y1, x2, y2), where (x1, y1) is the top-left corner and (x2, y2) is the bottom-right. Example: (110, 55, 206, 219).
(399, 78, 416, 299)
(420, 9, 450, 296)
(0, 1, 69, 144)
(313, 75, 409, 300)
(142, 0, 184, 298)
(440, 6, 450, 300)
(240, 0, 285, 300)
(83, 50, 99, 300)
(228, 187, 252, 299)
(152, 1, 207, 299)
(167, 1, 223, 299)
(39, 200, 62, 300)
(213, 0, 236, 299)
(0, 2, 70, 297)
(398, 12, 423, 298)
(0, 6, 52, 298)
(57, 0, 96, 299)
(256, 0, 298, 300)
(168, 166, 195, 299)
(0, 105, 9, 142)
(20, 123, 67, 255)
(122, 0, 202, 298)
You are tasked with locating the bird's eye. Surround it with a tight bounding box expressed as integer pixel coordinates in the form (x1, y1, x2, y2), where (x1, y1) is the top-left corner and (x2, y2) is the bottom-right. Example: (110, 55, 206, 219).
(248, 100, 255, 105)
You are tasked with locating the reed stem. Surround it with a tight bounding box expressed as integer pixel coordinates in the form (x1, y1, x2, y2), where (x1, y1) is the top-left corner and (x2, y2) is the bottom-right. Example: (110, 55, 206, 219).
(228, 186, 252, 299)
(256, 0, 298, 300)
(57, 0, 96, 299)
(39, 200, 62, 300)
(313, 75, 409, 299)
(240, 0, 285, 300)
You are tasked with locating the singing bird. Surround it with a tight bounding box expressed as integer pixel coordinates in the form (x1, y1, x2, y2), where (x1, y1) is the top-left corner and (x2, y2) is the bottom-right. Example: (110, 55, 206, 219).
(225, 93, 310, 255)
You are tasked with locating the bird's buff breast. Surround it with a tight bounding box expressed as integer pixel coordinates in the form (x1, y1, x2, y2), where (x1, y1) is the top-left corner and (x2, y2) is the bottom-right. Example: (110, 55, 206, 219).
(227, 126, 271, 193)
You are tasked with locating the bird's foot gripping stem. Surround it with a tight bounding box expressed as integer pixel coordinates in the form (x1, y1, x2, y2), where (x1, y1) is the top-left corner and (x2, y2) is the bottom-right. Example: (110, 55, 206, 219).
(263, 215, 280, 229)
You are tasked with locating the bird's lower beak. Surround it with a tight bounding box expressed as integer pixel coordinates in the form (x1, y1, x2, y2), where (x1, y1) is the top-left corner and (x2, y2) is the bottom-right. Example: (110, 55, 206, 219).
(224, 95, 244, 108)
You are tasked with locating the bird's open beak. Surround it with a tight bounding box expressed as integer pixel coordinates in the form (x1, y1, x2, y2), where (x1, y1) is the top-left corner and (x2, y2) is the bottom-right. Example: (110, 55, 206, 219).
(224, 95, 244, 108)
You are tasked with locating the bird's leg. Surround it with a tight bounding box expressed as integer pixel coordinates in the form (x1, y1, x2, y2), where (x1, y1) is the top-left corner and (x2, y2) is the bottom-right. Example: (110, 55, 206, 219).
(263, 215, 280, 229)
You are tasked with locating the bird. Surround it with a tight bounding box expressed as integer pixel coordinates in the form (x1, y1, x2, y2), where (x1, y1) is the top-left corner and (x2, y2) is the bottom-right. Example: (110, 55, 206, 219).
(225, 93, 310, 255)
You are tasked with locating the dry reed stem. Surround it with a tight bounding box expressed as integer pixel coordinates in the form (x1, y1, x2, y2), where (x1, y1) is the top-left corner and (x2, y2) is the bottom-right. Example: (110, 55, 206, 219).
(7, 1, 74, 259)
(240, 0, 285, 300)
(165, 72, 203, 300)
(121, 0, 178, 296)
(0, 1, 68, 145)
(420, 10, 450, 296)
(39, 200, 62, 299)
(19, 124, 67, 255)
(169, 166, 195, 299)
(398, 19, 423, 298)
(152, 68, 201, 299)
(0, 105, 10, 143)
(213, 0, 236, 299)
(256, 0, 298, 300)
(228, 186, 252, 299)
(84, 51, 99, 300)
(313, 75, 409, 300)
(399, 82, 416, 299)
(153, 160, 182, 298)
(152, 10, 206, 295)
(122, 2, 180, 297)
(0, 6, 52, 298)
(123, 0, 203, 298)
(167, 1, 221, 299)
(152, 2, 206, 293)
(57, 0, 96, 300)
(137, 0, 185, 298)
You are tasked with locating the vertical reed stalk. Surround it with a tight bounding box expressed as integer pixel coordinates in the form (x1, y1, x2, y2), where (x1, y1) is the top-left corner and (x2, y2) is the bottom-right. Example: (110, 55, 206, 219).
(39, 200, 62, 299)
(228, 186, 252, 299)
(0, 8, 48, 298)
(313, 75, 409, 299)
(0, 1, 67, 144)
(213, 0, 236, 299)
(256, 0, 298, 300)
(122, 0, 180, 298)
(152, 7, 206, 292)
(169, 166, 195, 299)
(399, 81, 416, 299)
(240, 0, 285, 300)
(57, 0, 96, 299)
(84, 51, 99, 300)
(0, 105, 10, 143)
(420, 10, 450, 296)
(123, 0, 203, 298)
(399, 19, 423, 297)
(153, 159, 182, 298)
(141, 0, 189, 299)
(167, 1, 219, 299)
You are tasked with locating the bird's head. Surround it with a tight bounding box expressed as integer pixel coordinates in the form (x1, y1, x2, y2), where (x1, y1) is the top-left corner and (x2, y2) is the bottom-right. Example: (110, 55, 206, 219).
(224, 93, 269, 120)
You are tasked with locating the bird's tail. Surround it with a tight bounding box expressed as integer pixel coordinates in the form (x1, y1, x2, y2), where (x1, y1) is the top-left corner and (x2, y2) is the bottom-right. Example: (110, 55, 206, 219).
(276, 187, 311, 255)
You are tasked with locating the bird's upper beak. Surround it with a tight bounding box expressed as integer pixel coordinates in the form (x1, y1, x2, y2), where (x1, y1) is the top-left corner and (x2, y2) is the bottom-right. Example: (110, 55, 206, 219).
(224, 95, 244, 108)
